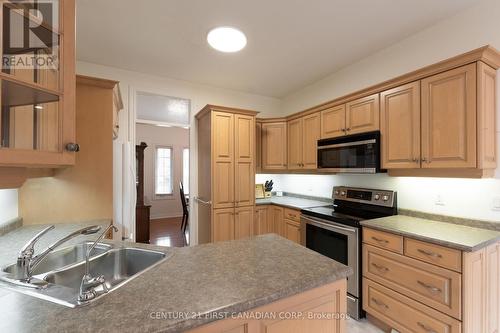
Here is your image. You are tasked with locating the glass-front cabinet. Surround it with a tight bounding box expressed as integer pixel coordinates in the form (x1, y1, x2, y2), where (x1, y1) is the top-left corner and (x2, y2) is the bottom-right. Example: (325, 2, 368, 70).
(0, 0, 75, 167)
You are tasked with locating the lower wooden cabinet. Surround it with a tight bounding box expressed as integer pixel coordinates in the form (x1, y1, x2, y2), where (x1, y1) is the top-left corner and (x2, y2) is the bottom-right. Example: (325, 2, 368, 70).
(187, 279, 347, 333)
(363, 227, 500, 333)
(269, 205, 285, 237)
(254, 206, 269, 235)
(284, 219, 301, 244)
(213, 207, 254, 242)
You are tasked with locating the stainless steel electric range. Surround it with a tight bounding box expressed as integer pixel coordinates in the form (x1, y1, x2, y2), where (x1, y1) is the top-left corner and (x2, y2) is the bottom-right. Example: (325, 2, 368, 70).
(300, 186, 397, 319)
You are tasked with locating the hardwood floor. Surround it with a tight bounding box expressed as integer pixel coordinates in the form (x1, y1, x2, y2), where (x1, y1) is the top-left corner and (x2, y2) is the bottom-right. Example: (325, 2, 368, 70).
(150, 217, 188, 247)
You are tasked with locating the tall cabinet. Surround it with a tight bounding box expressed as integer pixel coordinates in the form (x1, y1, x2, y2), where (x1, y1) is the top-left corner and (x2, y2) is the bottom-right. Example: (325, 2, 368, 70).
(196, 105, 257, 244)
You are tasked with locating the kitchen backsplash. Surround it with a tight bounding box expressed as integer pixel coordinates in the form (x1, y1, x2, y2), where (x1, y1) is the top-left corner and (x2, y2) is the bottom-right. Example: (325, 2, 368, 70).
(256, 174, 500, 222)
(0, 189, 18, 226)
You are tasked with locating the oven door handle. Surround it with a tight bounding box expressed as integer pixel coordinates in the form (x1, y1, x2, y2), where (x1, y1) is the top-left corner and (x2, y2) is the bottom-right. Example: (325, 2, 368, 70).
(301, 215, 357, 234)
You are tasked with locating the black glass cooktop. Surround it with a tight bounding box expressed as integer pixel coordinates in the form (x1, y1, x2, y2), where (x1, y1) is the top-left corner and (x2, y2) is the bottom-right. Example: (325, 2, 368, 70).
(301, 205, 363, 228)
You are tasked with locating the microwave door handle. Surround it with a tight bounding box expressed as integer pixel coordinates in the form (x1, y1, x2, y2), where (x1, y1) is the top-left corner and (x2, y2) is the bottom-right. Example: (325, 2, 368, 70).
(318, 139, 377, 150)
(301, 215, 357, 234)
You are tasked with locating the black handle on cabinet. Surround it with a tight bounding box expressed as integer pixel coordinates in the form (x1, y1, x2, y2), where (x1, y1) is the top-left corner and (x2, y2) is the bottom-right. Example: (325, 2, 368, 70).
(65, 143, 80, 152)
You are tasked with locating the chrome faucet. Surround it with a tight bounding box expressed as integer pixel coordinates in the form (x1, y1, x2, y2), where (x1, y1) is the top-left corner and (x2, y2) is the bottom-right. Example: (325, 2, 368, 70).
(16, 225, 102, 282)
(79, 224, 118, 302)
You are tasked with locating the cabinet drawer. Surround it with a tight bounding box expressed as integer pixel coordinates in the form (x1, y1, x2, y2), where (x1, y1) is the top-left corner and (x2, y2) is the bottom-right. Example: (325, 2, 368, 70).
(405, 238, 462, 272)
(363, 228, 403, 254)
(363, 244, 462, 319)
(363, 278, 461, 333)
(284, 208, 301, 222)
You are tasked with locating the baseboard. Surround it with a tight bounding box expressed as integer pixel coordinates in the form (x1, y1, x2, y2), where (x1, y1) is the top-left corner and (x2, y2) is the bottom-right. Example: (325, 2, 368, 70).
(150, 214, 183, 220)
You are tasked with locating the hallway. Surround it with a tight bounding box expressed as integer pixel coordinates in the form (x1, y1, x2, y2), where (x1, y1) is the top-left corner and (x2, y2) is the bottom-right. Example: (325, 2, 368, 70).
(150, 217, 188, 247)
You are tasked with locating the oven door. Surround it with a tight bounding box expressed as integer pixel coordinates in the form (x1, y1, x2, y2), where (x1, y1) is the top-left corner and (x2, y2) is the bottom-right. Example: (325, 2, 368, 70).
(317, 132, 380, 173)
(300, 215, 359, 297)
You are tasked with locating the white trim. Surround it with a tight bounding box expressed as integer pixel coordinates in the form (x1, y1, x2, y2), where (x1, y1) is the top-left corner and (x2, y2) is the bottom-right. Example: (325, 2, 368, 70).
(136, 118, 190, 129)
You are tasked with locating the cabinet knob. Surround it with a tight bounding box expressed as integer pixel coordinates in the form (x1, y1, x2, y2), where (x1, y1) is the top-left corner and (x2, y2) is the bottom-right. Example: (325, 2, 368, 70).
(65, 143, 80, 152)
(346, 128, 351, 132)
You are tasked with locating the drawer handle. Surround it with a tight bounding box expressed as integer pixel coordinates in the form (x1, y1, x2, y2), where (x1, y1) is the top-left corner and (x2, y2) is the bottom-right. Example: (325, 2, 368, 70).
(417, 322, 438, 333)
(371, 263, 389, 272)
(371, 297, 388, 309)
(417, 249, 443, 259)
(417, 280, 442, 294)
(371, 236, 389, 244)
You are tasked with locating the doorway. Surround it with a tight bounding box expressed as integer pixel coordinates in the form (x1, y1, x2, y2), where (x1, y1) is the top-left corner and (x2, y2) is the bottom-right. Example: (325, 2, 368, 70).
(134, 91, 190, 246)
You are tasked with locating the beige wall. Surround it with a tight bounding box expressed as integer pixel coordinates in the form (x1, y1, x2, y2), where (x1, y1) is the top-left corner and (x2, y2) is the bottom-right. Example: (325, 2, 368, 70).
(136, 124, 189, 219)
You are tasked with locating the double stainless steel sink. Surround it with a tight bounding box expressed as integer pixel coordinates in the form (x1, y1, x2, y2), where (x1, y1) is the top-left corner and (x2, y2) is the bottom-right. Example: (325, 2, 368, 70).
(0, 242, 170, 307)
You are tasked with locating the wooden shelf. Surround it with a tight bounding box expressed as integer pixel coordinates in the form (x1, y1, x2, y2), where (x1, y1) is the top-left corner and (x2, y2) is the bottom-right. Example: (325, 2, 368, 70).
(2, 79, 59, 107)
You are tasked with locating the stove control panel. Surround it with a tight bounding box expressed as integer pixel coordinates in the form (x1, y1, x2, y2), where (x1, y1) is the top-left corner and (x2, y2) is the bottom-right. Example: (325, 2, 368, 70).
(333, 186, 396, 207)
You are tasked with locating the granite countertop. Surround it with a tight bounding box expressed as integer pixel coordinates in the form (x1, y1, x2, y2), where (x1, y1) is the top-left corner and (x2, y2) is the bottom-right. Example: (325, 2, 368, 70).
(256, 195, 329, 210)
(0, 232, 351, 333)
(361, 215, 500, 252)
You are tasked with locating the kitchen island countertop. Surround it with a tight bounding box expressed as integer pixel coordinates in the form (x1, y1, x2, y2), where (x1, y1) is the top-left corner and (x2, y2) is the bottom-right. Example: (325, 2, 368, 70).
(0, 231, 351, 333)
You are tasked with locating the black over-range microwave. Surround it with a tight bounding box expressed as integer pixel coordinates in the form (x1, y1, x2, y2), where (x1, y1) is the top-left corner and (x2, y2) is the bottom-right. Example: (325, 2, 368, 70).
(317, 131, 382, 173)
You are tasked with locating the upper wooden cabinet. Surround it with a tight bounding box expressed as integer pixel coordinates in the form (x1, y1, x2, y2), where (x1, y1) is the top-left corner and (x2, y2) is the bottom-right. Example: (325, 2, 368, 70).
(383, 62, 497, 176)
(288, 113, 320, 170)
(261, 121, 287, 170)
(346, 93, 380, 135)
(0, 0, 76, 168)
(320, 94, 380, 139)
(380, 81, 421, 169)
(421, 64, 477, 169)
(255, 121, 262, 172)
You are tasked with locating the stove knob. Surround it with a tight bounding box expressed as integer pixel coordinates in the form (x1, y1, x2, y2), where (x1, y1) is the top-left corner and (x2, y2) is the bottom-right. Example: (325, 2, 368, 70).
(374, 194, 380, 200)
(334, 190, 340, 196)
(383, 195, 390, 202)
(340, 191, 346, 196)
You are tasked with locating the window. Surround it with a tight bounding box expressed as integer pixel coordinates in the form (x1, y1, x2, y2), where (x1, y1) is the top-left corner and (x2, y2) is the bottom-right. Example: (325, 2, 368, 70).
(155, 147, 173, 196)
(182, 148, 189, 194)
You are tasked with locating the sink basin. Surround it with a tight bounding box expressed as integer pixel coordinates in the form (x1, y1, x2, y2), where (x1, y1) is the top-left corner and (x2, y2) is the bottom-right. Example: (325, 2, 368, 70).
(44, 248, 166, 291)
(0, 243, 170, 307)
(2, 242, 111, 276)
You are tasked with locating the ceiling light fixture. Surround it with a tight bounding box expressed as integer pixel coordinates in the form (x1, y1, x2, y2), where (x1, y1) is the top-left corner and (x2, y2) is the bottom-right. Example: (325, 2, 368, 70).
(207, 26, 247, 53)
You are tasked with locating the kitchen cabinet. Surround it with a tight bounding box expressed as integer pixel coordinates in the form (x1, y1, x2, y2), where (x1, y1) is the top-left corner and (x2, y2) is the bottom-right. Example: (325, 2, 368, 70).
(380, 81, 421, 169)
(255, 121, 262, 172)
(421, 64, 477, 169)
(363, 227, 500, 333)
(187, 279, 347, 333)
(270, 205, 285, 236)
(196, 105, 257, 243)
(0, 0, 76, 168)
(383, 63, 497, 176)
(254, 206, 269, 235)
(320, 94, 379, 139)
(261, 121, 287, 170)
(287, 113, 320, 170)
(284, 219, 301, 244)
(345, 93, 380, 135)
(321, 105, 346, 139)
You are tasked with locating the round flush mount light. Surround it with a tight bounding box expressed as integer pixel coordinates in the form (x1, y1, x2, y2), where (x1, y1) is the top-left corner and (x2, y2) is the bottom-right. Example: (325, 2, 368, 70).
(207, 26, 247, 53)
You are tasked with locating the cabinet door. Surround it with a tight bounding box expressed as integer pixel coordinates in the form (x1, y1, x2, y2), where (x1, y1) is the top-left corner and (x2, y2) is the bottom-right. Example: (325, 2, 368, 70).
(320, 105, 346, 139)
(421, 64, 477, 168)
(287, 118, 303, 170)
(262, 122, 287, 169)
(256, 121, 262, 172)
(254, 206, 269, 235)
(346, 93, 380, 135)
(212, 112, 235, 209)
(270, 205, 285, 236)
(485, 243, 500, 333)
(284, 219, 301, 244)
(302, 113, 321, 169)
(380, 82, 421, 169)
(234, 114, 255, 207)
(235, 206, 254, 240)
(212, 208, 235, 242)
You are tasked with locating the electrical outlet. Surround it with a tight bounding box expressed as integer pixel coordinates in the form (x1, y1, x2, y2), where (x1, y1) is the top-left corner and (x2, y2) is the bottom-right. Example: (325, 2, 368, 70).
(493, 197, 500, 211)
(435, 194, 445, 206)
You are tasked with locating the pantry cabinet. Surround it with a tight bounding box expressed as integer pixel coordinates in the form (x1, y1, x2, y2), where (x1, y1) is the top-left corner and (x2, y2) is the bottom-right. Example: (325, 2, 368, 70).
(287, 112, 320, 170)
(320, 94, 379, 139)
(261, 121, 287, 170)
(196, 105, 257, 243)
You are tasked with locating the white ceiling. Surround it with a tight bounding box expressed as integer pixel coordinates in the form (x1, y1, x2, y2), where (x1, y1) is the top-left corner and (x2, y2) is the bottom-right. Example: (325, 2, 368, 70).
(76, 0, 479, 98)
